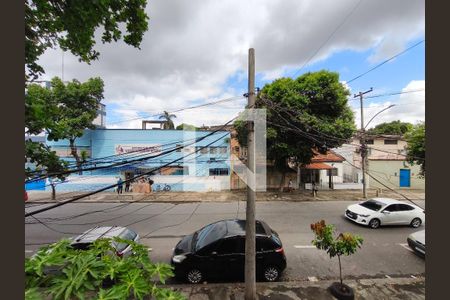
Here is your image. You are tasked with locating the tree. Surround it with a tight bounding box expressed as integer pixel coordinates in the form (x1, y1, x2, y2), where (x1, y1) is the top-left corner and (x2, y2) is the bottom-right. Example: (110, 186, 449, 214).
(235, 70, 356, 190)
(176, 123, 198, 130)
(366, 120, 413, 136)
(25, 140, 68, 200)
(26, 77, 104, 175)
(25, 237, 185, 300)
(159, 111, 177, 129)
(310, 220, 363, 298)
(405, 122, 425, 176)
(25, 0, 149, 81)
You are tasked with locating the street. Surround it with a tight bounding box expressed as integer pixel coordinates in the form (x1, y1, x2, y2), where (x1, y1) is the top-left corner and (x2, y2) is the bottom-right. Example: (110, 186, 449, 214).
(25, 200, 425, 282)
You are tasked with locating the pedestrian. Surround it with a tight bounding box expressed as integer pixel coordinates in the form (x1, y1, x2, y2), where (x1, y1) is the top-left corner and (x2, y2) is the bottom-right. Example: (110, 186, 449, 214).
(148, 178, 154, 193)
(125, 177, 130, 193)
(288, 179, 293, 192)
(117, 177, 123, 194)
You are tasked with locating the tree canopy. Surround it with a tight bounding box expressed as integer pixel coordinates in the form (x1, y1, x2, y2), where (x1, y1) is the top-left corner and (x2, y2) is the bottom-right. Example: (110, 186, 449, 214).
(405, 122, 425, 176)
(176, 123, 198, 131)
(25, 0, 149, 81)
(366, 120, 413, 136)
(26, 77, 104, 176)
(235, 70, 356, 172)
(159, 111, 177, 129)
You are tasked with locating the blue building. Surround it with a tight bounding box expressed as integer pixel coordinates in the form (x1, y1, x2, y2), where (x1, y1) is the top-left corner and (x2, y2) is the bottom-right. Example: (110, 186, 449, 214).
(41, 128, 231, 192)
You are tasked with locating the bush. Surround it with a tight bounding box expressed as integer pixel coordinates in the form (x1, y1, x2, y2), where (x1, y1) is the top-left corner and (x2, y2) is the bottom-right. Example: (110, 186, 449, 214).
(25, 238, 185, 300)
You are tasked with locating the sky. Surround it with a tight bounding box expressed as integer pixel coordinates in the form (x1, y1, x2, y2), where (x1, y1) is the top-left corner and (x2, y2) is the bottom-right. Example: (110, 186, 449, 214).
(37, 0, 425, 130)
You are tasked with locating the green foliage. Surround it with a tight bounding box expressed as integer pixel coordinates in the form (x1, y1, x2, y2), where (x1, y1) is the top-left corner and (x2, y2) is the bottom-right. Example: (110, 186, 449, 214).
(25, 0, 149, 81)
(366, 120, 413, 136)
(25, 287, 43, 300)
(235, 70, 356, 171)
(176, 123, 198, 131)
(25, 77, 104, 175)
(310, 220, 363, 284)
(25, 237, 185, 300)
(405, 122, 425, 176)
(25, 140, 68, 181)
(159, 111, 177, 129)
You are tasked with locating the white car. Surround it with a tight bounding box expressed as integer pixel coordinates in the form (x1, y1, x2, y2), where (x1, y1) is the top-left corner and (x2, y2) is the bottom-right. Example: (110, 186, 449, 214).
(345, 198, 425, 229)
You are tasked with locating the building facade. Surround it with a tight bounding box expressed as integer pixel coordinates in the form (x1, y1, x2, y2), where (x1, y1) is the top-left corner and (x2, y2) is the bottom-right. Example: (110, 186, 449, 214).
(40, 129, 231, 192)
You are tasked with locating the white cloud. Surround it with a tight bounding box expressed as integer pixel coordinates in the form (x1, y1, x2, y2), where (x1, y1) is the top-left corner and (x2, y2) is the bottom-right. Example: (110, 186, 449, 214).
(354, 80, 425, 129)
(37, 0, 424, 128)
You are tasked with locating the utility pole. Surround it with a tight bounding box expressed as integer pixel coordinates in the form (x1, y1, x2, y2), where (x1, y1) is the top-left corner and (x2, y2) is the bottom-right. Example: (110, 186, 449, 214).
(245, 48, 256, 300)
(354, 88, 373, 198)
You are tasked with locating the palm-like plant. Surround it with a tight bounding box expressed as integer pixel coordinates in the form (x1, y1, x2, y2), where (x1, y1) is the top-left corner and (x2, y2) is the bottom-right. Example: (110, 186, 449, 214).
(159, 111, 176, 129)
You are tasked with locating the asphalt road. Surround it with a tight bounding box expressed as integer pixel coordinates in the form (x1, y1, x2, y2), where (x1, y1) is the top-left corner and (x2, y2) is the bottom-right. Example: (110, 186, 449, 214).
(25, 200, 425, 281)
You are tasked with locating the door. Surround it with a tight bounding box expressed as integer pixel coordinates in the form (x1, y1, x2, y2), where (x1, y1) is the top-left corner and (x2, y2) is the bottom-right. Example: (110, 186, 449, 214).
(381, 204, 399, 224)
(215, 237, 244, 280)
(397, 204, 416, 224)
(399, 169, 411, 187)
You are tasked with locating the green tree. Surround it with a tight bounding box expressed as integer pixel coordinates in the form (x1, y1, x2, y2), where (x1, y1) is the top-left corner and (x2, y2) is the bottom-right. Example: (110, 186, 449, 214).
(26, 77, 104, 175)
(366, 120, 413, 135)
(25, 238, 185, 300)
(310, 220, 363, 295)
(235, 70, 356, 190)
(25, 0, 149, 81)
(405, 122, 425, 176)
(176, 123, 198, 130)
(159, 111, 177, 129)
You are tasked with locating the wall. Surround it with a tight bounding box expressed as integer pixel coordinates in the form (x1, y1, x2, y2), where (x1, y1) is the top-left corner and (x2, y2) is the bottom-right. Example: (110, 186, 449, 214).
(43, 129, 231, 192)
(368, 160, 425, 190)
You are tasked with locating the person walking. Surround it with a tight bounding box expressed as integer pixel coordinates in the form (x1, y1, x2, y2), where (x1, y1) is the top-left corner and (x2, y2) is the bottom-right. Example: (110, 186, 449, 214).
(117, 177, 123, 194)
(288, 179, 293, 192)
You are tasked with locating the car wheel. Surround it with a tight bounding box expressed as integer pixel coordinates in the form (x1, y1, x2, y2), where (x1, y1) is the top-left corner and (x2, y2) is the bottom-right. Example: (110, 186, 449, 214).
(410, 218, 422, 228)
(263, 266, 280, 282)
(368, 218, 380, 229)
(186, 269, 203, 284)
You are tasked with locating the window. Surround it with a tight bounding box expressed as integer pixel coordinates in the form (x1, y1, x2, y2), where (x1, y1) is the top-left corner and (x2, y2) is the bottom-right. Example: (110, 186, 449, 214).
(200, 147, 208, 154)
(115, 229, 138, 252)
(398, 204, 415, 211)
(219, 146, 227, 154)
(383, 204, 399, 212)
(53, 147, 91, 158)
(326, 168, 338, 176)
(195, 223, 227, 251)
(176, 144, 182, 152)
(384, 139, 398, 145)
(217, 238, 239, 254)
(365, 139, 374, 145)
(256, 237, 277, 252)
(234, 146, 240, 153)
(209, 168, 229, 176)
(359, 199, 384, 211)
(210, 147, 218, 154)
(161, 166, 188, 175)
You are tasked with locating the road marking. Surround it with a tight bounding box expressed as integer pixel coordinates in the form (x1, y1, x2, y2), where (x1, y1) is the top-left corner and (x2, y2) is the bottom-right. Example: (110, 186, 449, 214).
(398, 243, 414, 252)
(294, 245, 316, 249)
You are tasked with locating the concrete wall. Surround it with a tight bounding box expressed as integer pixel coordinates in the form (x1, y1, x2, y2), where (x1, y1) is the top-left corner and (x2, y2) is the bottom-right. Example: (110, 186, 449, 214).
(368, 160, 425, 190)
(41, 129, 231, 192)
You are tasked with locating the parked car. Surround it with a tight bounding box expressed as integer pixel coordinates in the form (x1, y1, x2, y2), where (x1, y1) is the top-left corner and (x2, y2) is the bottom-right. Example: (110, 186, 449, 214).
(35, 226, 140, 275)
(69, 226, 140, 257)
(345, 198, 425, 229)
(407, 230, 425, 257)
(171, 219, 287, 283)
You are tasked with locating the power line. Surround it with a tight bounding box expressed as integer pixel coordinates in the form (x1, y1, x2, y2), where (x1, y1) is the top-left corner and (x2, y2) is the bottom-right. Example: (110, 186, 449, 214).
(292, 0, 364, 78)
(346, 39, 425, 84)
(25, 120, 235, 217)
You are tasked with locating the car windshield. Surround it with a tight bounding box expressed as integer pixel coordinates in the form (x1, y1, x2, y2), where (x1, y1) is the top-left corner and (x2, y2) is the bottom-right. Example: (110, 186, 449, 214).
(359, 199, 384, 211)
(195, 222, 226, 251)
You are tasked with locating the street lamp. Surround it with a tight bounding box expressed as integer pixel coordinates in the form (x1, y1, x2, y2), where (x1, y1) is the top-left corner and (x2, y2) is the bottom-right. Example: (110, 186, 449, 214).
(359, 104, 396, 198)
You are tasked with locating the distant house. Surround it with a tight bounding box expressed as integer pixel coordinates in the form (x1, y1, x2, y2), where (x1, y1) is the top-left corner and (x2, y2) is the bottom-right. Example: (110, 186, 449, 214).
(339, 134, 425, 190)
(298, 150, 345, 190)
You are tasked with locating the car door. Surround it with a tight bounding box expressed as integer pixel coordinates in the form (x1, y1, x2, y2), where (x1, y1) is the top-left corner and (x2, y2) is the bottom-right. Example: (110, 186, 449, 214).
(195, 240, 222, 279)
(380, 204, 399, 224)
(397, 204, 416, 224)
(215, 237, 244, 280)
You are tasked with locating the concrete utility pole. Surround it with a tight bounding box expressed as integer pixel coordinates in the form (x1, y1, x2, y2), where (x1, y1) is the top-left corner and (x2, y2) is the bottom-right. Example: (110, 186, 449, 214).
(354, 88, 373, 198)
(245, 48, 256, 300)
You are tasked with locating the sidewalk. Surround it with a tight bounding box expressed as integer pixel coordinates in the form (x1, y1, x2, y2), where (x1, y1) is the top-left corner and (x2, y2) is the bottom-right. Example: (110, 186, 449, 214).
(167, 277, 425, 300)
(26, 189, 425, 204)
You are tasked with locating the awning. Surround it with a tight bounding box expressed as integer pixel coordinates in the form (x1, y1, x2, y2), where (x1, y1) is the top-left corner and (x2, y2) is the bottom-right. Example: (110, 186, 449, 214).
(302, 163, 333, 170)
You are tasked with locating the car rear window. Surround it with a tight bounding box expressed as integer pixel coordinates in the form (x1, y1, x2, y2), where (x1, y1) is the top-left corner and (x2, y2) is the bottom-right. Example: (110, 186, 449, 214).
(195, 223, 227, 251)
(359, 199, 384, 211)
(257, 237, 278, 252)
(271, 235, 282, 248)
(113, 229, 137, 252)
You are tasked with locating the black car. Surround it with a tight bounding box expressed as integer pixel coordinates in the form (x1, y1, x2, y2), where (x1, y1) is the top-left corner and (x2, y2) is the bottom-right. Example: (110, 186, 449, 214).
(171, 219, 287, 283)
